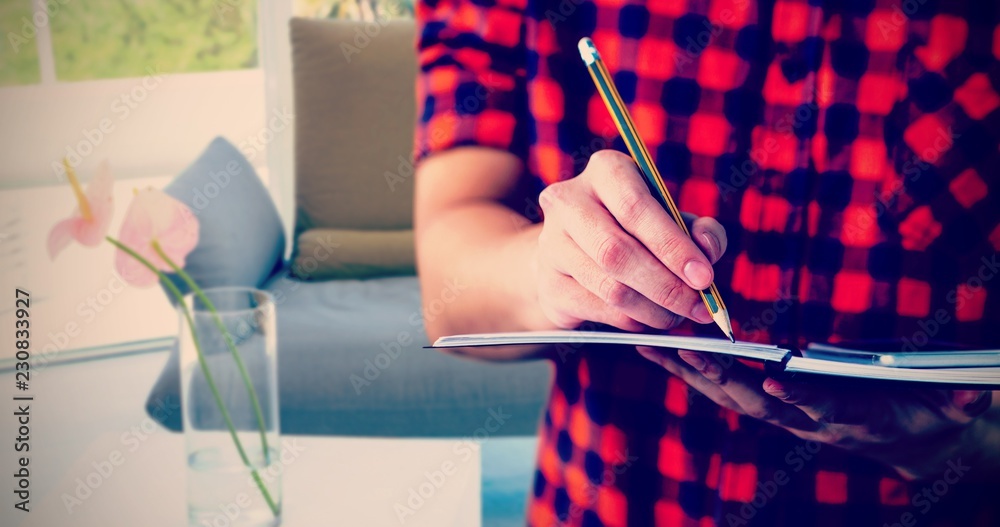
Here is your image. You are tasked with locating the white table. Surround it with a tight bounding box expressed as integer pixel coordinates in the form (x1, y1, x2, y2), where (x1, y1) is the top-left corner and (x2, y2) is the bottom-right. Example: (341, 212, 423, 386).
(2, 350, 493, 527)
(15, 433, 480, 527)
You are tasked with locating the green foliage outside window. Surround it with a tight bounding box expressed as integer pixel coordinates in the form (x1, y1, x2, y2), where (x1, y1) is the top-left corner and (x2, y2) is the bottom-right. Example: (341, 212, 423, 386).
(51, 0, 258, 81)
(0, 0, 413, 87)
(1, 0, 257, 85)
(0, 2, 42, 87)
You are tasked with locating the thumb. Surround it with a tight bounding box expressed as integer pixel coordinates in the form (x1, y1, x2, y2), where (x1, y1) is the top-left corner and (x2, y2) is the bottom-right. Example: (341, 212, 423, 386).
(682, 213, 727, 264)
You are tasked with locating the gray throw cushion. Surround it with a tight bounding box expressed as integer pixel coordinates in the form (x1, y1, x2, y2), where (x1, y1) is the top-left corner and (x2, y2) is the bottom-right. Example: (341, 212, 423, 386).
(161, 136, 286, 295)
(147, 136, 286, 429)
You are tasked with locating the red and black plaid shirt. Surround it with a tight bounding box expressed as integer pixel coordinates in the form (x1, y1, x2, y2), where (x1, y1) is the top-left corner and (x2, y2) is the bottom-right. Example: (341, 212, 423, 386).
(415, 0, 1000, 525)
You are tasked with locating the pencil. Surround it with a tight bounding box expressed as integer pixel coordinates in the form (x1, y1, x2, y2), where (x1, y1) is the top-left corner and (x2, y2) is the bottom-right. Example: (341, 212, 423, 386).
(577, 37, 736, 342)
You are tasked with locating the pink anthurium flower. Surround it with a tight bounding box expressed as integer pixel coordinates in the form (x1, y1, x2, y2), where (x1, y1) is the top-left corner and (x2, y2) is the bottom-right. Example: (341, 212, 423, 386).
(43, 159, 273, 514)
(47, 160, 114, 259)
(114, 188, 199, 287)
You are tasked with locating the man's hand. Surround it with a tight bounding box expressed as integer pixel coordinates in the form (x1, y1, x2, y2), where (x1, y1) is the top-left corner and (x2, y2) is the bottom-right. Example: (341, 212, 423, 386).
(536, 150, 726, 332)
(639, 347, 998, 481)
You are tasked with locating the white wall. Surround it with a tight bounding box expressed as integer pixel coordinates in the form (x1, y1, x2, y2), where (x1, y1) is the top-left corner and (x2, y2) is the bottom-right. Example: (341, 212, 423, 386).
(0, 69, 269, 189)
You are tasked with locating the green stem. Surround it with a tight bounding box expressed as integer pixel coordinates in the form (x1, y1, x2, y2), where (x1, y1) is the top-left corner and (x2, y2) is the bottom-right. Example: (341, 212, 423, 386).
(150, 240, 272, 465)
(106, 237, 279, 517)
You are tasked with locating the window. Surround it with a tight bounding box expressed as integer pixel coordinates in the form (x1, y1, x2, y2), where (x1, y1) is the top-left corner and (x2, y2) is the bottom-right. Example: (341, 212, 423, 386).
(2, 0, 258, 86)
(0, 1, 267, 191)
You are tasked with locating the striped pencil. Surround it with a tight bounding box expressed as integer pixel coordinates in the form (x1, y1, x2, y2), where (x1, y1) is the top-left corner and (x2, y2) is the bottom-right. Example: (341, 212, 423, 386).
(578, 37, 736, 342)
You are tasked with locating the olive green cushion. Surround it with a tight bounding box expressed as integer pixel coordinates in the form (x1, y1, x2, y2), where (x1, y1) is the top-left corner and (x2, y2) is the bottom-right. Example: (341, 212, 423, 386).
(290, 17, 416, 234)
(292, 228, 415, 280)
(290, 17, 417, 279)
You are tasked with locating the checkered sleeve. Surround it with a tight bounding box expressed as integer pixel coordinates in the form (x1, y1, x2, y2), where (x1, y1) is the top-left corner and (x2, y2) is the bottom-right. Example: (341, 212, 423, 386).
(877, 5, 1000, 255)
(414, 0, 529, 163)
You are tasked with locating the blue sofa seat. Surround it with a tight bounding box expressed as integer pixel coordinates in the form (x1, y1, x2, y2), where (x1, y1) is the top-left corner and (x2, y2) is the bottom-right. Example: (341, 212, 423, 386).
(263, 273, 552, 436)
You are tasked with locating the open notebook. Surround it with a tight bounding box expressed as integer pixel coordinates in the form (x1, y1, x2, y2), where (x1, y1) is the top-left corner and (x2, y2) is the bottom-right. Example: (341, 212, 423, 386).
(430, 331, 1000, 388)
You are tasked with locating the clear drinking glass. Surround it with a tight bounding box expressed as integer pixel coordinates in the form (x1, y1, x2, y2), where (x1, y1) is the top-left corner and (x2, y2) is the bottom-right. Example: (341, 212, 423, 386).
(179, 287, 281, 527)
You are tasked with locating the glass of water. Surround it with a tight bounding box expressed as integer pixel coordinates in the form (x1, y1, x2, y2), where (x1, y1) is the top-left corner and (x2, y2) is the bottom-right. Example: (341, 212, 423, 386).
(179, 287, 281, 527)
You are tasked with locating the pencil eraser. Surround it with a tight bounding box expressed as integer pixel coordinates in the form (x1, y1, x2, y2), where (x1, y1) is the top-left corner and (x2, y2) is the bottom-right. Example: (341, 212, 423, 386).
(578, 37, 598, 65)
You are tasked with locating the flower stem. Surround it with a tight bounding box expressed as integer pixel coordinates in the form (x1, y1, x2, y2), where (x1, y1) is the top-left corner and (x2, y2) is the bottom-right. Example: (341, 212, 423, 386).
(105, 236, 280, 517)
(149, 241, 273, 465)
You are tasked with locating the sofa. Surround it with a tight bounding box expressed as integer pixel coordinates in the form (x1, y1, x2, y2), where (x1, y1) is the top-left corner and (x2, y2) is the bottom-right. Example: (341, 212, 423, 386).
(145, 18, 552, 438)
